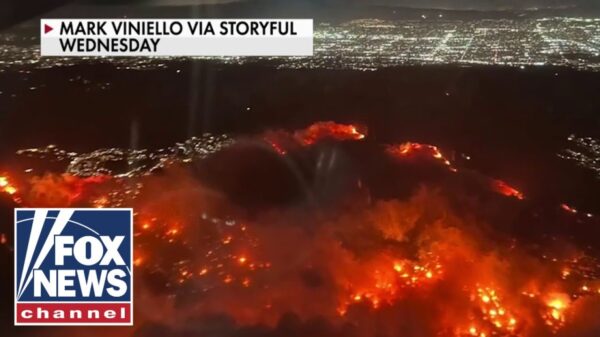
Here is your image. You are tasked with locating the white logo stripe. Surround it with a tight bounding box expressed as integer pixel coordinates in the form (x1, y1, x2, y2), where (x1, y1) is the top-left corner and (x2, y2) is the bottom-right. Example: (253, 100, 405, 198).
(16, 209, 47, 298)
(17, 209, 74, 299)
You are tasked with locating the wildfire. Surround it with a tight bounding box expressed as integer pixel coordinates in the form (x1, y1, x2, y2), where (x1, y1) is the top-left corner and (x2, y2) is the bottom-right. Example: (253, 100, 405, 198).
(386, 143, 528, 200)
(472, 286, 519, 334)
(465, 325, 487, 337)
(131, 209, 273, 296)
(386, 142, 457, 172)
(0, 175, 16, 194)
(23, 173, 112, 206)
(543, 293, 570, 329)
(3, 121, 600, 337)
(338, 253, 443, 315)
(491, 179, 525, 200)
(0, 174, 21, 203)
(92, 195, 110, 208)
(264, 122, 366, 155)
(295, 121, 366, 146)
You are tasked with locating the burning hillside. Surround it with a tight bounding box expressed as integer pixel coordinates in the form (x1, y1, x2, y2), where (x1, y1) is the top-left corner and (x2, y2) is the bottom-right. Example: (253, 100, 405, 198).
(1, 122, 600, 337)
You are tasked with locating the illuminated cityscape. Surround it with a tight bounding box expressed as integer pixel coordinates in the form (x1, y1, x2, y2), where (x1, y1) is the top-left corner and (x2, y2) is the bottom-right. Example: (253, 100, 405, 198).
(1, 17, 600, 71)
(560, 135, 600, 179)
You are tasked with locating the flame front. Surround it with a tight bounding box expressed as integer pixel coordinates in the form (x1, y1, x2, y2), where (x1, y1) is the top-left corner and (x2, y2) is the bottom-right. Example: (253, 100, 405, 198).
(1, 121, 599, 337)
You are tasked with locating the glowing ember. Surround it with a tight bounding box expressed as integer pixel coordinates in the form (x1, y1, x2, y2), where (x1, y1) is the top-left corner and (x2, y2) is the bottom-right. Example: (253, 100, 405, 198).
(21, 173, 111, 206)
(471, 286, 519, 334)
(295, 121, 366, 145)
(0, 175, 15, 194)
(133, 256, 144, 267)
(338, 253, 443, 315)
(264, 137, 287, 155)
(544, 293, 570, 329)
(0, 174, 21, 203)
(491, 179, 525, 200)
(560, 203, 578, 214)
(386, 142, 457, 172)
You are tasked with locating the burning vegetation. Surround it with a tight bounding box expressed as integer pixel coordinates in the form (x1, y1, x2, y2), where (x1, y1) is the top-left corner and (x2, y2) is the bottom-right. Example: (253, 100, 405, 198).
(1, 121, 600, 337)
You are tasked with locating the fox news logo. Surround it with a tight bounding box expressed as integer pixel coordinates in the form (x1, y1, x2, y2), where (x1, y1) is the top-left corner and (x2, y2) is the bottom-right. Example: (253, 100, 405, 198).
(14, 208, 133, 325)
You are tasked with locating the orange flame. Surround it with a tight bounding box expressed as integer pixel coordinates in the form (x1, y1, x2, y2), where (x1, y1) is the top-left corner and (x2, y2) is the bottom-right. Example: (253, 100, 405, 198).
(491, 179, 524, 200)
(0, 174, 21, 204)
(295, 121, 366, 146)
(264, 122, 366, 155)
(386, 142, 457, 172)
(560, 203, 578, 214)
(544, 293, 570, 329)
